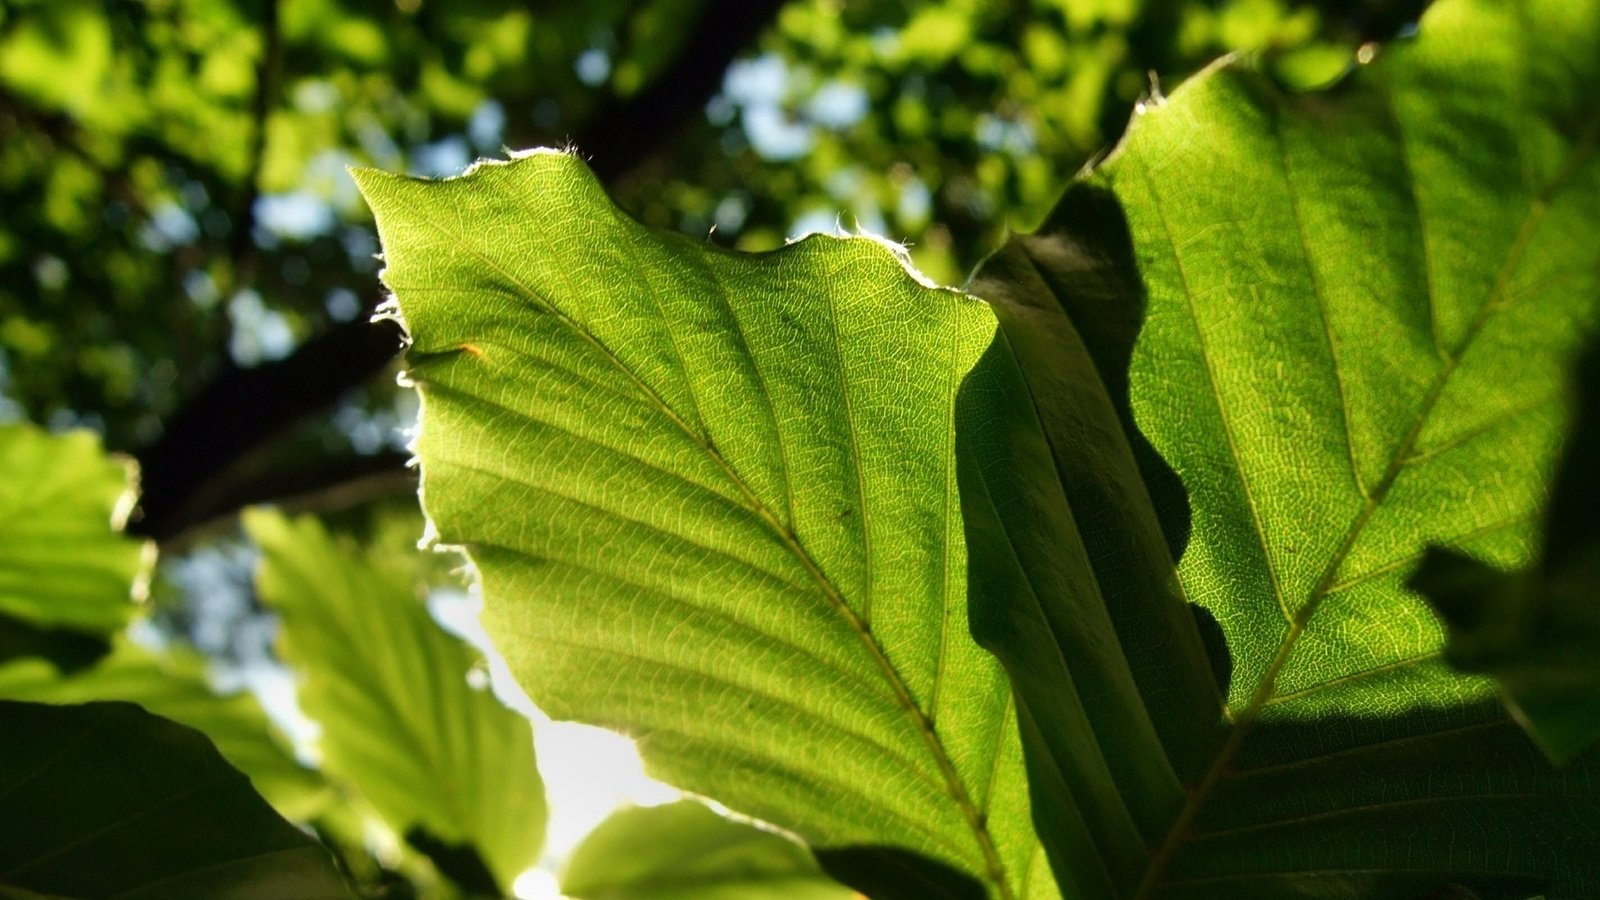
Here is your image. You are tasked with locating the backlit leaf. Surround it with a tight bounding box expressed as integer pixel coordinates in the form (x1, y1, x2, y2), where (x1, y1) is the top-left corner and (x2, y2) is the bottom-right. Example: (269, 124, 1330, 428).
(0, 423, 149, 634)
(354, 153, 1050, 899)
(245, 509, 546, 893)
(562, 800, 853, 900)
(1411, 341, 1600, 764)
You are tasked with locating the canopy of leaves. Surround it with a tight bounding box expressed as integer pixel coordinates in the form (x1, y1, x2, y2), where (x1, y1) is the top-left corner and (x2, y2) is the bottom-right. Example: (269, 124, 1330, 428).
(960, 0, 1600, 896)
(246, 508, 546, 893)
(0, 0, 1408, 503)
(667, 0, 1401, 281)
(355, 153, 1048, 900)
(0, 0, 687, 443)
(14, 0, 1600, 898)
(0, 699, 347, 899)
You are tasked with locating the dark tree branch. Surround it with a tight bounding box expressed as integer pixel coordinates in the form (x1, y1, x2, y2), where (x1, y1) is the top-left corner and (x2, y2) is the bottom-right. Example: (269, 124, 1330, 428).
(227, 0, 284, 287)
(569, 0, 787, 182)
(132, 315, 405, 541)
(131, 0, 788, 543)
(158, 449, 417, 553)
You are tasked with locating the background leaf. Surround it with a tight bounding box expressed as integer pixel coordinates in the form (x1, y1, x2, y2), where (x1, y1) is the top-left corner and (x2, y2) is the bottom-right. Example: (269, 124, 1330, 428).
(355, 152, 1050, 900)
(561, 800, 853, 899)
(0, 423, 149, 635)
(245, 508, 545, 893)
(960, 0, 1600, 896)
(0, 700, 347, 899)
(0, 641, 330, 821)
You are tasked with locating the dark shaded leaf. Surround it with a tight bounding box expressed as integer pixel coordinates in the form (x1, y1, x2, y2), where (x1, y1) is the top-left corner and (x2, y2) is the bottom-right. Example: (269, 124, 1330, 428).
(1411, 341, 1600, 763)
(0, 700, 347, 899)
(0, 641, 329, 821)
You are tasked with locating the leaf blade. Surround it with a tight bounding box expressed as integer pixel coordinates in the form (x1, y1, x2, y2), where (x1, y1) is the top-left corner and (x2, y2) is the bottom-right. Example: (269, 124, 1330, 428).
(0, 700, 347, 900)
(962, 0, 1600, 895)
(354, 153, 1049, 899)
(561, 800, 853, 900)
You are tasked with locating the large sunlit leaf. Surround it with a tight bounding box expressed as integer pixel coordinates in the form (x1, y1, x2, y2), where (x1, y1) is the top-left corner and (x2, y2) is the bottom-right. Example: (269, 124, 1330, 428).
(244, 509, 545, 894)
(960, 0, 1600, 896)
(0, 640, 330, 821)
(354, 153, 1050, 900)
(0, 700, 347, 899)
(561, 800, 853, 900)
(0, 423, 149, 635)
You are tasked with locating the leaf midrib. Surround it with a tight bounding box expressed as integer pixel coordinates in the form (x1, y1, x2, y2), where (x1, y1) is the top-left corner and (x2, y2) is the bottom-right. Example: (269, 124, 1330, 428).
(406, 212, 1016, 897)
(1128, 81, 1600, 897)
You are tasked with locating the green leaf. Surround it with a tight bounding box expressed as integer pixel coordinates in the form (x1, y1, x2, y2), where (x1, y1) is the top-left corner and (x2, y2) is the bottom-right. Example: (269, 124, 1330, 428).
(960, 182, 1227, 900)
(1410, 341, 1600, 764)
(0, 699, 347, 899)
(960, 0, 1600, 896)
(353, 152, 1050, 900)
(0, 423, 150, 634)
(244, 508, 546, 893)
(561, 800, 853, 900)
(0, 640, 330, 821)
(0, 613, 109, 674)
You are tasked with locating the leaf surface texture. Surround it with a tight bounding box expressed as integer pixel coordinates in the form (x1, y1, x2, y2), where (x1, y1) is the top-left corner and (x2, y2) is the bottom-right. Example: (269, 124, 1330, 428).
(355, 155, 1050, 900)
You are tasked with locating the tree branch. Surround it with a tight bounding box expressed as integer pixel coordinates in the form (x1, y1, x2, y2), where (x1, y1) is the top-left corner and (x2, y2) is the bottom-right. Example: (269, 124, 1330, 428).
(157, 449, 417, 553)
(132, 315, 405, 541)
(570, 0, 788, 182)
(226, 0, 284, 289)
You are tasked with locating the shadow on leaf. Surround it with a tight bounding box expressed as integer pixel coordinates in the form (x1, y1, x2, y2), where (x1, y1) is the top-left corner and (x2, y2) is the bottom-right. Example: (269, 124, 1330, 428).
(955, 175, 1600, 898)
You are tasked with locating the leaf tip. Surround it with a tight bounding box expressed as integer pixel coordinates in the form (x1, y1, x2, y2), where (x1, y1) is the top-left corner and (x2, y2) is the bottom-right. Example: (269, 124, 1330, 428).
(347, 164, 395, 201)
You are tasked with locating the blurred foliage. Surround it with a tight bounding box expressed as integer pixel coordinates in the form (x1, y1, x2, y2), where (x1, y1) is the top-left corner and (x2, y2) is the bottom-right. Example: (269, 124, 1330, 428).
(248, 507, 546, 894)
(0, 423, 148, 635)
(0, 0, 1412, 447)
(0, 0, 686, 448)
(638, 0, 1400, 284)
